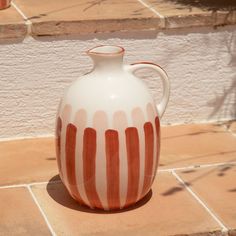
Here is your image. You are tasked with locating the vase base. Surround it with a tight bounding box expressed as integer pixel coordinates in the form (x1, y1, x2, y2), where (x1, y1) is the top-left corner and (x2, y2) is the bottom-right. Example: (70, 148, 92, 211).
(70, 189, 153, 212)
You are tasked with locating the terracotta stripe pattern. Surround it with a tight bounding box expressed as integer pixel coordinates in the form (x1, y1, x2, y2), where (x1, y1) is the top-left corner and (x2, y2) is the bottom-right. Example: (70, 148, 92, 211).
(83, 128, 103, 209)
(65, 124, 84, 204)
(56, 103, 160, 210)
(142, 122, 154, 196)
(105, 130, 120, 209)
(0, 0, 11, 9)
(125, 128, 140, 207)
(55, 117, 62, 177)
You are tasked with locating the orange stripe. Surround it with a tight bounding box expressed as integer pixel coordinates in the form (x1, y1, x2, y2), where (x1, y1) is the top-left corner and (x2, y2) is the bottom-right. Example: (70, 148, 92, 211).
(65, 123, 84, 204)
(131, 107, 145, 200)
(60, 104, 72, 184)
(153, 116, 161, 181)
(142, 122, 154, 196)
(56, 117, 62, 176)
(0, 0, 8, 9)
(93, 111, 108, 209)
(83, 128, 102, 209)
(105, 129, 120, 209)
(113, 110, 128, 208)
(74, 109, 90, 206)
(125, 127, 140, 207)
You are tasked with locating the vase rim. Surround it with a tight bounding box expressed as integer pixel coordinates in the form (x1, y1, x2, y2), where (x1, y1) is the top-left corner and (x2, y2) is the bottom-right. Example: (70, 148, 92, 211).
(87, 45, 125, 56)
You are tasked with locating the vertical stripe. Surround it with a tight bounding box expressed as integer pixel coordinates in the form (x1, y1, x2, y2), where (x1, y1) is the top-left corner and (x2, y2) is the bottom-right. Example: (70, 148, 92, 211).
(131, 107, 145, 200)
(65, 123, 84, 204)
(142, 122, 154, 197)
(55, 117, 62, 178)
(113, 111, 128, 209)
(83, 128, 102, 209)
(125, 127, 140, 207)
(60, 104, 72, 185)
(0, 0, 7, 9)
(93, 111, 109, 210)
(105, 130, 120, 209)
(74, 109, 90, 206)
(153, 116, 161, 182)
(146, 103, 158, 183)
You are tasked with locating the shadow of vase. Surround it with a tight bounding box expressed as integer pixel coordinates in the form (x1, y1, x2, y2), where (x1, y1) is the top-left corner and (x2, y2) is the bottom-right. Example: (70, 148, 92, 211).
(46, 175, 153, 214)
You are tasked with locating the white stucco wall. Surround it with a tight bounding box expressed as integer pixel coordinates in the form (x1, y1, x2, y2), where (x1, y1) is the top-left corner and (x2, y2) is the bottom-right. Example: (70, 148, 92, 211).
(0, 25, 236, 139)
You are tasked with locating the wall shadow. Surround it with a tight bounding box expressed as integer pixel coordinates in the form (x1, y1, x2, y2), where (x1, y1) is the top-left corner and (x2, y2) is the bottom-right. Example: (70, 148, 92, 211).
(45, 157, 56, 161)
(207, 79, 236, 121)
(47, 175, 152, 214)
(26, 1, 109, 21)
(206, 29, 236, 121)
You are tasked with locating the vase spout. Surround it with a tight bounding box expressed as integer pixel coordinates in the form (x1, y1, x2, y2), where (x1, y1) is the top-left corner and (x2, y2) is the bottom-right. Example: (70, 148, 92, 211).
(87, 45, 124, 72)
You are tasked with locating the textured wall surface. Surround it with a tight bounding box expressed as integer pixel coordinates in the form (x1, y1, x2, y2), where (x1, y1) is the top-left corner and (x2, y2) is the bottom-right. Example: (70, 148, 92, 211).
(0, 26, 236, 139)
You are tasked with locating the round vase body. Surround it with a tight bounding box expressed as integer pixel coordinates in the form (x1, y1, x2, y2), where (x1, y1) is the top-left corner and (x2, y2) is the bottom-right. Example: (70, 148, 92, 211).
(56, 46, 169, 210)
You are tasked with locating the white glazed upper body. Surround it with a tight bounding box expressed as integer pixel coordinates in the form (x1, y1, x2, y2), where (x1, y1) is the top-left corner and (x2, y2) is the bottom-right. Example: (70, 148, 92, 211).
(58, 46, 158, 125)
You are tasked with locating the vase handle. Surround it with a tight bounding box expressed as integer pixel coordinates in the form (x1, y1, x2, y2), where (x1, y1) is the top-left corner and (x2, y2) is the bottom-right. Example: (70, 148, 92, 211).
(126, 62, 170, 118)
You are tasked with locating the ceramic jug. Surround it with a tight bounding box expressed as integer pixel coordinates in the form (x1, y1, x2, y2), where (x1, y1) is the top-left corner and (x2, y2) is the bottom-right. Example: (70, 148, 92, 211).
(56, 45, 170, 210)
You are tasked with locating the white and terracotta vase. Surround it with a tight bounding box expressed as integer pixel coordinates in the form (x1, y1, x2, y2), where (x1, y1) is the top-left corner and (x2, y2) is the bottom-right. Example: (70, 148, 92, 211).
(0, 0, 11, 10)
(56, 45, 170, 210)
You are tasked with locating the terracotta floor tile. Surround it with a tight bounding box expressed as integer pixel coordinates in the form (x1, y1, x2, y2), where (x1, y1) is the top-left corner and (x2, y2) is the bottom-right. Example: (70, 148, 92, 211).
(161, 123, 225, 139)
(145, 0, 236, 28)
(31, 172, 220, 236)
(147, 0, 206, 16)
(0, 138, 58, 186)
(229, 229, 236, 236)
(13, 0, 160, 36)
(0, 187, 50, 235)
(0, 5, 26, 39)
(146, 0, 214, 28)
(177, 165, 236, 230)
(229, 120, 236, 133)
(159, 123, 236, 169)
(0, 5, 23, 23)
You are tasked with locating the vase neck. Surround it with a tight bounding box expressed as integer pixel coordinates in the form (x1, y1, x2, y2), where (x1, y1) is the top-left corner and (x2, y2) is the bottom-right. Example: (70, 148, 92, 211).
(87, 45, 124, 73)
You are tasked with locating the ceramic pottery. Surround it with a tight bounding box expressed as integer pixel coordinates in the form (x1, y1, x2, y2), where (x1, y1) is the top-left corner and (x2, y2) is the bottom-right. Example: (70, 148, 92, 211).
(56, 45, 170, 210)
(0, 0, 11, 10)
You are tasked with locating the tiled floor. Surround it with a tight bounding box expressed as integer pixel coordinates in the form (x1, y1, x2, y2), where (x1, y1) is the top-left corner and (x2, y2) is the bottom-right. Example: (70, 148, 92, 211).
(0, 121, 236, 235)
(0, 138, 57, 185)
(177, 166, 236, 230)
(0, 188, 51, 235)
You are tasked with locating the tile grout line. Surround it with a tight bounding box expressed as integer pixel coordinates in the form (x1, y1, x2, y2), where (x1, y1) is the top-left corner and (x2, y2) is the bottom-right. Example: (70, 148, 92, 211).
(171, 170, 228, 233)
(11, 1, 32, 35)
(136, 0, 165, 27)
(0, 183, 27, 189)
(29, 180, 62, 186)
(26, 185, 57, 236)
